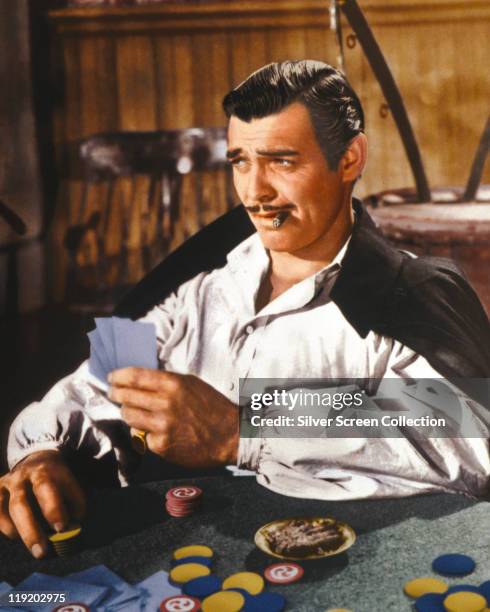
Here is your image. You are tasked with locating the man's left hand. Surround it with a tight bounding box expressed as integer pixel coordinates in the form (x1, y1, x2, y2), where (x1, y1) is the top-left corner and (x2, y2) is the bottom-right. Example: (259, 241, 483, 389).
(109, 369, 239, 468)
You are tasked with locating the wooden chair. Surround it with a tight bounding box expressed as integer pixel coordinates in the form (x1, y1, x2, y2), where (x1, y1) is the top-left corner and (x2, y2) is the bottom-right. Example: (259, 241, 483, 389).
(63, 127, 235, 312)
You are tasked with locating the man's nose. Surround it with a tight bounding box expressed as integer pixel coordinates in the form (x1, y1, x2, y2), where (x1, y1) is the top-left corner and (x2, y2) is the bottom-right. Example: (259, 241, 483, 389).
(244, 166, 276, 204)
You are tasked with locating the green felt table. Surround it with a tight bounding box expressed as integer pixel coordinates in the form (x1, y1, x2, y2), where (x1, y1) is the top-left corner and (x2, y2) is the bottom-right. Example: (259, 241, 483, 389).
(1, 476, 489, 611)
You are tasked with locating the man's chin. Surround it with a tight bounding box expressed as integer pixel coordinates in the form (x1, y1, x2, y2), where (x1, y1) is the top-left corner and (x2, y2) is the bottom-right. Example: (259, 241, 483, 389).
(256, 228, 303, 252)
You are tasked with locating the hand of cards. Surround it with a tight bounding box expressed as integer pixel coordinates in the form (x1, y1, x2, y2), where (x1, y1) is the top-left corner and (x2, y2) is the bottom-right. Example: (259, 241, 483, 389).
(1, 566, 180, 611)
(88, 317, 158, 392)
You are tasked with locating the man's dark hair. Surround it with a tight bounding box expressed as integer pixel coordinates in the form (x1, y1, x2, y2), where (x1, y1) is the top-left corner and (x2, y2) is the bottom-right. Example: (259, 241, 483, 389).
(222, 60, 364, 170)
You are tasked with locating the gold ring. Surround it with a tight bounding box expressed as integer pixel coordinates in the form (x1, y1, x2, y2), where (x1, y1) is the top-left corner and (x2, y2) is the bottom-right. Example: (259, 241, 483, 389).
(131, 429, 147, 454)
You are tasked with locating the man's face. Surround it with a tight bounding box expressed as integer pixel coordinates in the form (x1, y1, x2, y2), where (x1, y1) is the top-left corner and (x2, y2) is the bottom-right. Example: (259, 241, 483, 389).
(227, 102, 346, 253)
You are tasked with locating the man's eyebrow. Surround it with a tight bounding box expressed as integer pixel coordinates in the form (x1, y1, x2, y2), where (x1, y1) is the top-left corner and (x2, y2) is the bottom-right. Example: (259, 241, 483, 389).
(226, 148, 300, 159)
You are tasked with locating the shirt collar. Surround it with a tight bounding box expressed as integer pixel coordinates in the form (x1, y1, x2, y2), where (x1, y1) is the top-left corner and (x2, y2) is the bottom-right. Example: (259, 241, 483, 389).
(226, 231, 351, 317)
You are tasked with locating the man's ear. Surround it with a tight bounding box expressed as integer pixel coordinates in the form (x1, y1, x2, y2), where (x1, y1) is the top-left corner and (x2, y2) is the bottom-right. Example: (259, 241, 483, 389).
(340, 133, 368, 182)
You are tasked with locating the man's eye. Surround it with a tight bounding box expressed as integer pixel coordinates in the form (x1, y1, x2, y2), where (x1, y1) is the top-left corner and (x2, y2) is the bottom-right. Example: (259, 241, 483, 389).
(230, 158, 247, 167)
(273, 158, 294, 167)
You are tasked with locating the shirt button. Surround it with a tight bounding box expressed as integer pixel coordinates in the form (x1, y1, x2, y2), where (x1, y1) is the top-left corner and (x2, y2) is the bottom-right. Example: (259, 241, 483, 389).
(245, 324, 254, 334)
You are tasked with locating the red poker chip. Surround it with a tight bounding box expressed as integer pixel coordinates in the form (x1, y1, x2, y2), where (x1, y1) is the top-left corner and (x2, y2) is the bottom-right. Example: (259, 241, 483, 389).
(166, 500, 201, 509)
(159, 594, 201, 611)
(167, 506, 194, 516)
(166, 486, 202, 501)
(264, 562, 304, 584)
(53, 605, 90, 612)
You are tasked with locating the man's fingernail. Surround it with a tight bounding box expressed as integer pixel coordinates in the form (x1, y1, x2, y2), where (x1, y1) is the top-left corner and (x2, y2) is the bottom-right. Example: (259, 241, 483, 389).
(31, 543, 44, 559)
(54, 522, 64, 533)
(108, 373, 113, 383)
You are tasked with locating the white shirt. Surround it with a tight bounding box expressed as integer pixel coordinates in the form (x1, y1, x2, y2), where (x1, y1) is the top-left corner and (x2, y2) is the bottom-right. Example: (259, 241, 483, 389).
(8, 233, 490, 499)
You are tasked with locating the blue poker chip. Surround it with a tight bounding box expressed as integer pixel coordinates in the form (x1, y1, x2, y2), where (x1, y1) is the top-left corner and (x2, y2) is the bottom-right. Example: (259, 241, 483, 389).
(182, 575, 222, 598)
(225, 588, 254, 606)
(446, 584, 483, 597)
(480, 581, 490, 603)
(414, 592, 445, 612)
(242, 592, 287, 612)
(432, 553, 476, 576)
(171, 555, 213, 568)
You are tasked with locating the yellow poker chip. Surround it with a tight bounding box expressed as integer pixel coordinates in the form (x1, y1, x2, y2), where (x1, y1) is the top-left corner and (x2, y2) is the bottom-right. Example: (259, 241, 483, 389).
(403, 577, 448, 598)
(201, 590, 245, 612)
(222, 571, 265, 595)
(169, 563, 211, 584)
(173, 545, 214, 560)
(48, 525, 82, 557)
(48, 526, 82, 543)
(443, 592, 487, 612)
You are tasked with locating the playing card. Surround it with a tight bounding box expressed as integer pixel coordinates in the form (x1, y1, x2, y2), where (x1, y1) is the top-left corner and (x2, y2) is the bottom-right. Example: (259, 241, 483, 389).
(88, 329, 111, 370)
(15, 573, 109, 611)
(112, 317, 158, 371)
(134, 570, 181, 611)
(0, 582, 12, 596)
(88, 339, 110, 391)
(95, 317, 117, 369)
(68, 565, 141, 610)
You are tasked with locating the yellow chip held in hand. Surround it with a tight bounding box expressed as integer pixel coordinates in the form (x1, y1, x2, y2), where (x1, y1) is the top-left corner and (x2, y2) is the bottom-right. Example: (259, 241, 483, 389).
(169, 563, 211, 584)
(443, 592, 487, 612)
(202, 590, 245, 612)
(222, 571, 265, 595)
(403, 577, 448, 598)
(173, 544, 214, 560)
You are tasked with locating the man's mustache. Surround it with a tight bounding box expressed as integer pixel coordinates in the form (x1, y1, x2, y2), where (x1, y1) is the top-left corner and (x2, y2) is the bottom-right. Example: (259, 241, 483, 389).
(244, 204, 295, 213)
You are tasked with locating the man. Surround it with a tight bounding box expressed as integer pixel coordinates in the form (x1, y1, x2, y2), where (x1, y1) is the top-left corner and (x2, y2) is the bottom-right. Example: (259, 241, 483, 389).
(1, 61, 489, 559)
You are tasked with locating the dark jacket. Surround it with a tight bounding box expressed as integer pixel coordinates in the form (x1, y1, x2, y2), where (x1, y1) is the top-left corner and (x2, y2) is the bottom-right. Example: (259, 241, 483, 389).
(116, 200, 490, 406)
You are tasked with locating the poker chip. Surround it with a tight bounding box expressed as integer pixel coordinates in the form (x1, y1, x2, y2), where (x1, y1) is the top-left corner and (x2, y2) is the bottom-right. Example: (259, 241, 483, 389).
(172, 555, 214, 568)
(432, 554, 476, 576)
(53, 605, 89, 612)
(404, 577, 448, 598)
(166, 486, 203, 518)
(414, 593, 445, 612)
(479, 582, 490, 602)
(225, 588, 254, 606)
(173, 544, 214, 560)
(48, 525, 82, 557)
(169, 562, 211, 584)
(443, 591, 487, 612)
(159, 595, 201, 612)
(201, 590, 245, 612)
(242, 591, 287, 612)
(264, 562, 304, 585)
(183, 575, 222, 598)
(447, 585, 485, 597)
(222, 572, 264, 595)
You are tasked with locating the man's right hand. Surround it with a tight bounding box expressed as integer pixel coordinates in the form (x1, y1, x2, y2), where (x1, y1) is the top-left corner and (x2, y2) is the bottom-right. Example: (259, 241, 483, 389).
(0, 450, 86, 558)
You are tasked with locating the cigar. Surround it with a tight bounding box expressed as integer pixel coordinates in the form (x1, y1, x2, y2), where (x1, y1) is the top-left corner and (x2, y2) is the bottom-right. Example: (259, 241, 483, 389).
(272, 211, 289, 229)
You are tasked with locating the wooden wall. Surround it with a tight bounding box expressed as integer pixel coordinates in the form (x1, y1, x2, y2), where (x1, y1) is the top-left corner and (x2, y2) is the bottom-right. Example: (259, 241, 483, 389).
(47, 0, 490, 301)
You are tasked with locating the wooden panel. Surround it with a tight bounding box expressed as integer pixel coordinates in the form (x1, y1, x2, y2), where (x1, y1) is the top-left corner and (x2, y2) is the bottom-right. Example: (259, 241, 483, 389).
(47, 0, 490, 302)
(115, 36, 157, 130)
(49, 0, 490, 33)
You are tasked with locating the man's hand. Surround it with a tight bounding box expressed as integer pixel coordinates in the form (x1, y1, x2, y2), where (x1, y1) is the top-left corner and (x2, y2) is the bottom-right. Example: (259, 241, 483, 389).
(0, 450, 86, 558)
(109, 369, 239, 469)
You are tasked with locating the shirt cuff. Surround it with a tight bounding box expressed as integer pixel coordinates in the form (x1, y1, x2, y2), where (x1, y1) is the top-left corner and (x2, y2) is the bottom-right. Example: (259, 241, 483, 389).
(8, 442, 62, 471)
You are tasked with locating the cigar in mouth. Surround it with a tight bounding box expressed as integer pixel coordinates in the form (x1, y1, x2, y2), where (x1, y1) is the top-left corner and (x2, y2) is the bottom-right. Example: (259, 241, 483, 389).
(272, 211, 289, 229)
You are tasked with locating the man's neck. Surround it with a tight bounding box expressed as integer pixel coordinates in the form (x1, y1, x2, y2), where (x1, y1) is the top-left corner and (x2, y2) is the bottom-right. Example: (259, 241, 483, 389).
(255, 198, 354, 311)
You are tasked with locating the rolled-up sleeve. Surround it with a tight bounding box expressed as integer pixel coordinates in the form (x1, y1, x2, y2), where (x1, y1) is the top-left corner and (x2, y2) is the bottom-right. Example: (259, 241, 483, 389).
(7, 277, 198, 483)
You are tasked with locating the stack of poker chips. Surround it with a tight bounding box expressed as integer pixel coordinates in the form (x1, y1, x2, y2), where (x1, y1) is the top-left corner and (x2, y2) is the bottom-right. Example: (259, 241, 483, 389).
(48, 525, 82, 557)
(165, 485, 202, 518)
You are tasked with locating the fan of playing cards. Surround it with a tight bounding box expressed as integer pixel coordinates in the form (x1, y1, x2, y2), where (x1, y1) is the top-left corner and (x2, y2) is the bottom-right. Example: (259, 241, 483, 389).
(88, 317, 158, 392)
